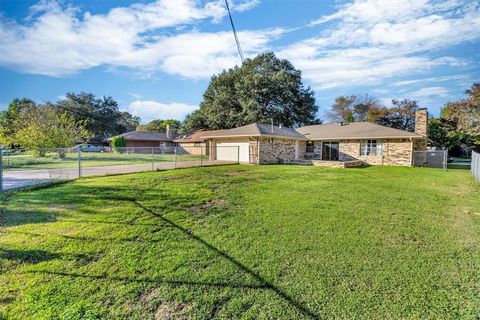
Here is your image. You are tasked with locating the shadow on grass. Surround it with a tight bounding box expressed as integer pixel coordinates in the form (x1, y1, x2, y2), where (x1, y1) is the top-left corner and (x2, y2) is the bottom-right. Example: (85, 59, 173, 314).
(2, 181, 319, 318)
(131, 197, 318, 319)
(0, 248, 61, 264)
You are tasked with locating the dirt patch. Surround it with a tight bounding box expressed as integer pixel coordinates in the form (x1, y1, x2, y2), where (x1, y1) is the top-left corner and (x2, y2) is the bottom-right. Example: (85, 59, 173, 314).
(189, 199, 226, 214)
(155, 302, 192, 320)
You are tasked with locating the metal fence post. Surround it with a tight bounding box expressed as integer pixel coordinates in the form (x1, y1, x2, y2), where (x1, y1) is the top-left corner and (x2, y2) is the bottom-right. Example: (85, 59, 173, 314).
(77, 147, 82, 178)
(443, 149, 448, 171)
(200, 145, 203, 166)
(0, 148, 3, 193)
(237, 146, 240, 164)
(174, 146, 177, 169)
(152, 147, 154, 171)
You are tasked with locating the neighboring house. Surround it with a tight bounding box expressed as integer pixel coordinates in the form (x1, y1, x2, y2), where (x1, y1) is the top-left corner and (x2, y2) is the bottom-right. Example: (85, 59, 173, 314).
(107, 131, 175, 148)
(205, 109, 429, 166)
(174, 129, 225, 155)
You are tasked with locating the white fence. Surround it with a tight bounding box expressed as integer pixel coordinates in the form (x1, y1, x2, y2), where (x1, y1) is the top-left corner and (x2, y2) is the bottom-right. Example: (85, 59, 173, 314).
(472, 151, 480, 182)
(0, 146, 239, 192)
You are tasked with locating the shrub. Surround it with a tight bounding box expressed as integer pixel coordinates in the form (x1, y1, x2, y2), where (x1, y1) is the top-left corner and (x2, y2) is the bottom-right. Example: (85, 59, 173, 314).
(111, 136, 126, 153)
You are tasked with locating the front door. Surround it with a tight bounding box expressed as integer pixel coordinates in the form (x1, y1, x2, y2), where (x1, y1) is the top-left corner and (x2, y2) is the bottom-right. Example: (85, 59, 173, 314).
(322, 142, 339, 161)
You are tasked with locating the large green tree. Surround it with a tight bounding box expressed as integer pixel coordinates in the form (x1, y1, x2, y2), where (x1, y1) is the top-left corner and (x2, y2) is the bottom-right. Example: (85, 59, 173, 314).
(56, 93, 139, 141)
(0, 98, 37, 147)
(183, 52, 319, 130)
(14, 104, 90, 156)
(137, 119, 181, 133)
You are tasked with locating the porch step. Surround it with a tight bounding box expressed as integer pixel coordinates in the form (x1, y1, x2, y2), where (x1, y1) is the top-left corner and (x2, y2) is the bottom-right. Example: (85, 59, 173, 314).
(312, 160, 364, 168)
(288, 159, 313, 165)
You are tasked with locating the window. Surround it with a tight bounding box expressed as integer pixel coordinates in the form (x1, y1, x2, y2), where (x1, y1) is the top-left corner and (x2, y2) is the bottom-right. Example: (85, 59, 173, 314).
(306, 141, 315, 153)
(360, 140, 383, 156)
(194, 142, 201, 147)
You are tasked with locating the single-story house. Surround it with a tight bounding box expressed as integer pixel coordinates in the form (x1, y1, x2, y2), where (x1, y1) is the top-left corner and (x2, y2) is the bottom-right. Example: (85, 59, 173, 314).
(204, 122, 308, 163)
(107, 131, 175, 148)
(205, 109, 429, 166)
(174, 129, 225, 155)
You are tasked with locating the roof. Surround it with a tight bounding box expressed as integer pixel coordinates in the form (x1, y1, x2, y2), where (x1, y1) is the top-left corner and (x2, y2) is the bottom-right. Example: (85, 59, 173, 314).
(174, 129, 226, 143)
(296, 122, 424, 140)
(107, 131, 173, 141)
(204, 123, 307, 140)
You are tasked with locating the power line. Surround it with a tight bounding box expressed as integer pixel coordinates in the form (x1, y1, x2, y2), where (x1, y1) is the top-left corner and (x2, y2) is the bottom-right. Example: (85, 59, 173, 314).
(225, 0, 245, 63)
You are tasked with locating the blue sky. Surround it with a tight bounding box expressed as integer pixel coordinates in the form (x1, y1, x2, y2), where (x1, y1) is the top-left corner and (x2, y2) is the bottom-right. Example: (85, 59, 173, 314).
(0, 0, 479, 123)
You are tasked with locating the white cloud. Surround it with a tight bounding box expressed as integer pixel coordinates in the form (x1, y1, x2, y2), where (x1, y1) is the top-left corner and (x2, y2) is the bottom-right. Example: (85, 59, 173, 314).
(409, 86, 450, 98)
(282, 0, 480, 90)
(392, 74, 469, 87)
(124, 100, 198, 122)
(0, 0, 267, 77)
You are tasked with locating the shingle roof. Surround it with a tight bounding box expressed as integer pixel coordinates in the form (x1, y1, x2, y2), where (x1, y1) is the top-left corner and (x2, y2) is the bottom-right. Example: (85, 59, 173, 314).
(296, 122, 424, 140)
(107, 131, 173, 141)
(173, 129, 226, 143)
(204, 123, 307, 140)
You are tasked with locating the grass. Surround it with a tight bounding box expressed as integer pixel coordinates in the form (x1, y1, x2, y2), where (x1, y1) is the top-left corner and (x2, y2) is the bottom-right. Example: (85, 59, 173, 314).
(0, 165, 479, 319)
(3, 152, 203, 170)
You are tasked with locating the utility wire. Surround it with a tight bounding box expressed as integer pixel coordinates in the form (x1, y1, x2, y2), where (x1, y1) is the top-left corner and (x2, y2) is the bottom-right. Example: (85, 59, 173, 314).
(225, 0, 245, 63)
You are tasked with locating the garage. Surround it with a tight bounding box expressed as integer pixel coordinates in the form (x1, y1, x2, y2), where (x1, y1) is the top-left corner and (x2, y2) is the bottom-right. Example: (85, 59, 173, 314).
(216, 142, 250, 162)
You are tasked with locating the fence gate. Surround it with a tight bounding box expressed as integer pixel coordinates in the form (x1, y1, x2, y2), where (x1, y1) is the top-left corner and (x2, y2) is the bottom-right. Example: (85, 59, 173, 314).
(412, 150, 447, 170)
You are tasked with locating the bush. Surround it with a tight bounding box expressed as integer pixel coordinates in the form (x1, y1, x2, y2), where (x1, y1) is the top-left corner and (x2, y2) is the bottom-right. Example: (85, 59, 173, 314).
(111, 136, 126, 153)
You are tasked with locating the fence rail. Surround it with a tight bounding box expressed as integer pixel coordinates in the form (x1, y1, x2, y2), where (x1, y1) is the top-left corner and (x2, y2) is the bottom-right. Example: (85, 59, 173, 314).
(472, 151, 480, 182)
(0, 146, 240, 192)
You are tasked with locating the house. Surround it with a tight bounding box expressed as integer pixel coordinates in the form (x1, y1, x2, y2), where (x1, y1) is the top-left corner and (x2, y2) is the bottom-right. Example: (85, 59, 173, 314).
(107, 130, 175, 148)
(204, 123, 308, 163)
(174, 129, 225, 155)
(205, 109, 429, 166)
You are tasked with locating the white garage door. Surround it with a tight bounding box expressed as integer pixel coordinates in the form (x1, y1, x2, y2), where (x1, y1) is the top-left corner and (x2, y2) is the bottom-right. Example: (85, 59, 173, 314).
(216, 142, 250, 163)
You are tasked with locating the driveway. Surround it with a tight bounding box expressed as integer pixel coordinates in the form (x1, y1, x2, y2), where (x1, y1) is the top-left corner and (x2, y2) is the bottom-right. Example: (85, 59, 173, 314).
(2, 160, 235, 191)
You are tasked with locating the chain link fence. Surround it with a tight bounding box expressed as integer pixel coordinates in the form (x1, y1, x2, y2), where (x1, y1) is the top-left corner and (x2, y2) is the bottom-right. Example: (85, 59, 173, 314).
(412, 150, 447, 170)
(472, 151, 479, 182)
(0, 146, 239, 192)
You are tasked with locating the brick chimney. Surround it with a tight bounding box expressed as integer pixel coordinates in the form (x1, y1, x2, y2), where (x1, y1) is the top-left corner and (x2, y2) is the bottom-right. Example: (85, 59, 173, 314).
(415, 108, 428, 136)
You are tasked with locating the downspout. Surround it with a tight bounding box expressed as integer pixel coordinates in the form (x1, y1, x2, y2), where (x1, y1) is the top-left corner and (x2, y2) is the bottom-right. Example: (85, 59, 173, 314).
(256, 138, 260, 164)
(409, 137, 414, 166)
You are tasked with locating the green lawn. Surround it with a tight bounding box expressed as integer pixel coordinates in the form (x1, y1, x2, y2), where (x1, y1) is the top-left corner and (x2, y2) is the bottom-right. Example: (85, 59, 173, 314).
(0, 165, 479, 319)
(3, 152, 203, 170)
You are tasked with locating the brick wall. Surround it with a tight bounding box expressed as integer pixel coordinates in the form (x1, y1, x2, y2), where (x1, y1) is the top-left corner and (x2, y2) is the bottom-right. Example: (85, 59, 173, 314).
(313, 139, 415, 166)
(257, 137, 298, 164)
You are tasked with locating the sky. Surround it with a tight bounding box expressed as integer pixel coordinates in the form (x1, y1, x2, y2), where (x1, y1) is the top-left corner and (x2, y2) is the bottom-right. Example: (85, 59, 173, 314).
(0, 0, 479, 124)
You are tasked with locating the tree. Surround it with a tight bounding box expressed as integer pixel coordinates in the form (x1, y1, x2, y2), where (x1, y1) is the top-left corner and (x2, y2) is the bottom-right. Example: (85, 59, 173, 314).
(182, 52, 319, 130)
(0, 98, 37, 147)
(379, 98, 419, 131)
(14, 104, 90, 157)
(56, 93, 139, 141)
(353, 94, 382, 122)
(438, 83, 480, 151)
(325, 95, 356, 123)
(137, 119, 181, 133)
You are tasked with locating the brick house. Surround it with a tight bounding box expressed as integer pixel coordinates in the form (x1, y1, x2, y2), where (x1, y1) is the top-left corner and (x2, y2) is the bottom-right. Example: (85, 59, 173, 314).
(205, 109, 429, 166)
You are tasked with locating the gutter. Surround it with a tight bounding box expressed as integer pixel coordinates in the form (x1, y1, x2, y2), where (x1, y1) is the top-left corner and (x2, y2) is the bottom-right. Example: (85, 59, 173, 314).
(202, 134, 307, 140)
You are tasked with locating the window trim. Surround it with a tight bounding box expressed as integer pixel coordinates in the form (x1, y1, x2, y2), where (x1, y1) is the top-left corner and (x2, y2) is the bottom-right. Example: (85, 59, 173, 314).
(360, 140, 383, 157)
(305, 141, 315, 153)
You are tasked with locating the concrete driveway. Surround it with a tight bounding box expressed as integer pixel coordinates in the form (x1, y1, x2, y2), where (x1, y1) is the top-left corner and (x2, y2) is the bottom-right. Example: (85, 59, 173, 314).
(2, 160, 235, 191)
